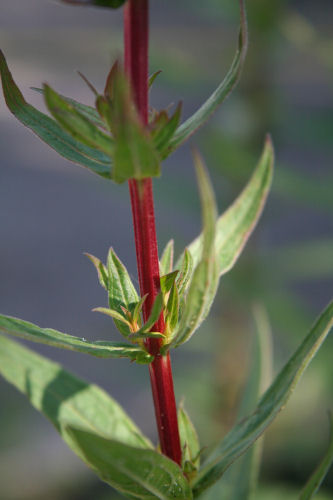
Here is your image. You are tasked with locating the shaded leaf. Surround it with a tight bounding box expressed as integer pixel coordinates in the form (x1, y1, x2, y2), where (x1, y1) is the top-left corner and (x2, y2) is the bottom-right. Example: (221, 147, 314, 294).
(65, 426, 193, 499)
(44, 84, 113, 156)
(299, 413, 333, 500)
(110, 70, 160, 183)
(160, 270, 179, 296)
(0, 314, 152, 363)
(167, 0, 248, 155)
(0, 50, 111, 177)
(148, 70, 162, 89)
(153, 102, 182, 157)
(61, 0, 126, 8)
(136, 293, 164, 335)
(159, 239, 174, 275)
(176, 249, 194, 301)
(107, 248, 139, 337)
(165, 283, 180, 338)
(0, 334, 152, 449)
(193, 300, 333, 497)
(167, 151, 218, 349)
(178, 404, 201, 470)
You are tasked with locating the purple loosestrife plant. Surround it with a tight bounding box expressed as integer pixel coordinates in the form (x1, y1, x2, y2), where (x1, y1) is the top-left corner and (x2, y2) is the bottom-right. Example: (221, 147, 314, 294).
(0, 1, 332, 498)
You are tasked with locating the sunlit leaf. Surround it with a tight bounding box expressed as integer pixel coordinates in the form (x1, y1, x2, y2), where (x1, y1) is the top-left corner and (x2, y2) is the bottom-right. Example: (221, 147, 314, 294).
(107, 248, 139, 337)
(85, 252, 109, 290)
(136, 292, 164, 335)
(0, 334, 152, 450)
(167, 0, 248, 154)
(159, 239, 174, 275)
(0, 51, 111, 177)
(193, 300, 333, 497)
(65, 426, 193, 499)
(0, 314, 152, 362)
(299, 413, 333, 500)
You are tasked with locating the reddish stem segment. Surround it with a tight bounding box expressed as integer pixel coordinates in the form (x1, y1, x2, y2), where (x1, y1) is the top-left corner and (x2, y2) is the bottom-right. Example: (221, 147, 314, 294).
(123, 0, 182, 465)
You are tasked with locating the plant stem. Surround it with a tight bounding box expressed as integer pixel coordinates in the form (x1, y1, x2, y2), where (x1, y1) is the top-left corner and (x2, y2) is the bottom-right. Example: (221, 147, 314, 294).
(123, 0, 182, 466)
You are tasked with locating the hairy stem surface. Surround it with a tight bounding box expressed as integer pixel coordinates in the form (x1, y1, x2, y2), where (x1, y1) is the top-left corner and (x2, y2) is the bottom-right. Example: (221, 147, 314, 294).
(123, 0, 182, 465)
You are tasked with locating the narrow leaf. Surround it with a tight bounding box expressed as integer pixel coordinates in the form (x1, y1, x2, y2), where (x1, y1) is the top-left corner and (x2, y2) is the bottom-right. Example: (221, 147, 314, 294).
(159, 239, 174, 276)
(0, 51, 111, 177)
(93, 307, 130, 326)
(136, 293, 164, 335)
(0, 334, 152, 449)
(178, 405, 201, 469)
(61, 0, 126, 8)
(165, 284, 179, 336)
(0, 313, 152, 363)
(299, 413, 333, 500)
(184, 135, 274, 275)
(85, 252, 109, 290)
(176, 249, 194, 301)
(65, 427, 193, 499)
(132, 294, 148, 326)
(160, 270, 179, 296)
(167, 151, 218, 349)
(148, 70, 162, 89)
(192, 300, 333, 497)
(111, 70, 160, 183)
(167, 0, 248, 154)
(107, 248, 139, 337)
(153, 102, 182, 157)
(44, 84, 113, 156)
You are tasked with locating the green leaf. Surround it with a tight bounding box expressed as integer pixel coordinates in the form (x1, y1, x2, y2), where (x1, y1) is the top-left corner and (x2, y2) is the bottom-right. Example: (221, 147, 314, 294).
(107, 248, 139, 337)
(148, 70, 162, 89)
(85, 252, 109, 290)
(185, 135, 274, 276)
(178, 404, 201, 470)
(0, 334, 152, 449)
(93, 307, 131, 326)
(0, 50, 111, 178)
(160, 270, 179, 296)
(299, 413, 333, 500)
(110, 70, 160, 183)
(61, 0, 126, 8)
(176, 249, 194, 301)
(31, 87, 105, 129)
(167, 0, 248, 155)
(165, 283, 180, 338)
(0, 314, 152, 363)
(44, 84, 114, 156)
(153, 102, 182, 157)
(159, 239, 174, 275)
(64, 426, 193, 499)
(219, 305, 273, 500)
(192, 300, 333, 497)
(136, 293, 164, 335)
(167, 151, 218, 349)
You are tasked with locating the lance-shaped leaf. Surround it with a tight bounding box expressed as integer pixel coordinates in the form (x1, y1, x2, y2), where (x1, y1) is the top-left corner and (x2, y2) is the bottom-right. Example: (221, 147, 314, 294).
(192, 300, 333, 497)
(61, 0, 126, 8)
(176, 249, 194, 301)
(64, 427, 193, 499)
(107, 248, 139, 337)
(0, 314, 152, 363)
(178, 404, 201, 470)
(167, 0, 248, 155)
(166, 151, 218, 349)
(152, 102, 182, 158)
(44, 84, 114, 156)
(0, 334, 152, 450)
(0, 51, 111, 178)
(32, 87, 105, 129)
(218, 305, 273, 500)
(110, 70, 160, 183)
(183, 136, 274, 275)
(159, 239, 174, 276)
(85, 252, 109, 290)
(299, 413, 333, 500)
(134, 292, 164, 335)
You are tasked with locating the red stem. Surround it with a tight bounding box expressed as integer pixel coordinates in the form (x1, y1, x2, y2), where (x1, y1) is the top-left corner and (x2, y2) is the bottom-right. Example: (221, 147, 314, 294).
(123, 0, 182, 465)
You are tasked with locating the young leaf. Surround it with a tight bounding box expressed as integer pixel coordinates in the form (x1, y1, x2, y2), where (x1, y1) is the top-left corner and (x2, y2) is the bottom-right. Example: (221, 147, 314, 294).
(160, 270, 179, 296)
(299, 413, 333, 500)
(107, 248, 139, 337)
(166, 151, 218, 349)
(44, 84, 114, 156)
(0, 51, 111, 178)
(110, 69, 160, 183)
(148, 70, 162, 89)
(159, 239, 174, 275)
(182, 136, 274, 276)
(64, 427, 193, 499)
(176, 249, 194, 301)
(192, 300, 333, 497)
(31, 87, 105, 129)
(165, 283, 180, 337)
(167, 0, 248, 155)
(153, 102, 182, 157)
(0, 314, 152, 363)
(135, 292, 164, 335)
(85, 252, 109, 290)
(93, 307, 131, 326)
(0, 334, 152, 449)
(178, 404, 201, 469)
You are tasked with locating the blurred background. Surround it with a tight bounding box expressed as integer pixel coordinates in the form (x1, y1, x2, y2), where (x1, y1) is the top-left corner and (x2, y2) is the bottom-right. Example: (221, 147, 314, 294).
(0, 0, 332, 498)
